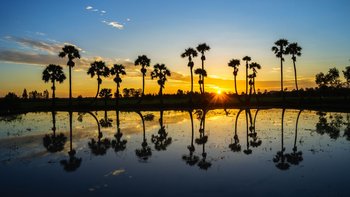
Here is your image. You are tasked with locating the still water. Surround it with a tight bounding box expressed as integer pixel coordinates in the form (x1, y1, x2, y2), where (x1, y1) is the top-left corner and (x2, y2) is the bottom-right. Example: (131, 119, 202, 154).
(0, 109, 349, 196)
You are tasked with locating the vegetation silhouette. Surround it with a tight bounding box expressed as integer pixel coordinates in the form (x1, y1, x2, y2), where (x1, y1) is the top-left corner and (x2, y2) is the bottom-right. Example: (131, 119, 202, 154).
(272, 39, 289, 100)
(58, 45, 80, 107)
(134, 55, 151, 99)
(243, 109, 253, 155)
(60, 111, 82, 172)
(151, 110, 172, 151)
(87, 61, 110, 104)
(135, 111, 152, 161)
(272, 109, 290, 170)
(110, 64, 126, 106)
(181, 48, 198, 101)
(249, 109, 262, 148)
(315, 111, 342, 139)
(286, 42, 302, 95)
(43, 111, 67, 152)
(286, 110, 303, 165)
(195, 43, 210, 94)
(182, 109, 200, 166)
(242, 56, 251, 101)
(151, 64, 171, 104)
(344, 113, 350, 140)
(248, 62, 262, 102)
(229, 109, 243, 152)
(42, 64, 66, 106)
(99, 109, 113, 128)
(112, 110, 127, 152)
(194, 109, 212, 170)
(88, 111, 111, 156)
(228, 58, 242, 102)
(99, 88, 112, 108)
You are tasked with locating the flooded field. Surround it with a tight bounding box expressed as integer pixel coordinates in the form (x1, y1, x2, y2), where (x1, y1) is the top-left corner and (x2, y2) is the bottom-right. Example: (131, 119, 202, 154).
(0, 108, 349, 196)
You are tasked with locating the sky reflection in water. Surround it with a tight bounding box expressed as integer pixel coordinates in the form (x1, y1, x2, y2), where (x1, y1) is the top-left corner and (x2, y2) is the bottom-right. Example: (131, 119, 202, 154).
(0, 109, 350, 196)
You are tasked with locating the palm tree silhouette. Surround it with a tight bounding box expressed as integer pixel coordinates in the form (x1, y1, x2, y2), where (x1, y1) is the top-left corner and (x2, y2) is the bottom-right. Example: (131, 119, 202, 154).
(151, 110, 172, 151)
(110, 64, 126, 106)
(42, 64, 66, 106)
(243, 109, 252, 155)
(249, 109, 262, 148)
(135, 111, 152, 161)
(273, 109, 290, 170)
(286, 110, 303, 165)
(181, 48, 198, 96)
(58, 45, 80, 107)
(112, 110, 127, 152)
(60, 111, 82, 172)
(242, 56, 251, 98)
(286, 42, 302, 93)
(229, 109, 243, 152)
(134, 55, 151, 98)
(249, 62, 261, 95)
(99, 88, 112, 108)
(182, 110, 200, 166)
(196, 43, 210, 94)
(88, 111, 111, 156)
(87, 61, 110, 104)
(43, 111, 67, 152)
(272, 39, 289, 100)
(228, 59, 241, 98)
(151, 64, 171, 104)
(99, 109, 113, 128)
(194, 109, 211, 170)
(194, 68, 207, 94)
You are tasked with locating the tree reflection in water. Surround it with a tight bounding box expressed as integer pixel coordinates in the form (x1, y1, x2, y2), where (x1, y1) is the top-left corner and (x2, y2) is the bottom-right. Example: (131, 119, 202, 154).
(182, 109, 199, 166)
(273, 109, 290, 170)
(195, 109, 212, 170)
(88, 111, 111, 156)
(229, 109, 242, 152)
(151, 110, 172, 151)
(43, 111, 67, 152)
(135, 111, 152, 161)
(243, 109, 252, 155)
(316, 111, 343, 139)
(286, 110, 303, 165)
(60, 111, 82, 172)
(344, 113, 350, 141)
(112, 110, 127, 152)
(99, 110, 113, 128)
(249, 109, 262, 148)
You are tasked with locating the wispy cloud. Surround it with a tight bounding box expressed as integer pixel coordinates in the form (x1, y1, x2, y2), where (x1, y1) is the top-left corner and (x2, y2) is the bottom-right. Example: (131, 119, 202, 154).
(102, 20, 124, 30)
(86, 6, 93, 10)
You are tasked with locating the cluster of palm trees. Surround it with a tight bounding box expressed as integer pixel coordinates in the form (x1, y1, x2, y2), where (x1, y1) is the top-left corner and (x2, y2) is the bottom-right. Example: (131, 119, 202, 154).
(42, 39, 302, 106)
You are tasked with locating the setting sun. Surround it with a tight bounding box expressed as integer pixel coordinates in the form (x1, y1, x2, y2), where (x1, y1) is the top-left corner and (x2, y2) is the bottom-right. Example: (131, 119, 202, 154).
(217, 89, 222, 95)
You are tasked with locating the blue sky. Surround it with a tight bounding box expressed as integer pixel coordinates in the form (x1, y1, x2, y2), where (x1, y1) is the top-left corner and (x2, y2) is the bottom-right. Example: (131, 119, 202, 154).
(1, 0, 350, 96)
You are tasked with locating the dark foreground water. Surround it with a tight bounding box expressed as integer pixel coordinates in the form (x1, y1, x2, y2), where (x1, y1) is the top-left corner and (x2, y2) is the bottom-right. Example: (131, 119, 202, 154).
(0, 108, 350, 196)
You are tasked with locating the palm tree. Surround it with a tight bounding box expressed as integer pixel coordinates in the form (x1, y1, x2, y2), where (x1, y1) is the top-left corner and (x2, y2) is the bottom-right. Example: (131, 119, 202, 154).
(273, 109, 290, 170)
(151, 110, 172, 151)
(272, 39, 289, 100)
(110, 64, 126, 106)
(196, 43, 210, 94)
(228, 59, 241, 96)
(43, 111, 67, 152)
(112, 110, 127, 152)
(286, 42, 302, 93)
(58, 45, 80, 106)
(243, 109, 252, 155)
(182, 110, 200, 166)
(42, 64, 66, 106)
(135, 111, 152, 161)
(242, 56, 251, 97)
(134, 55, 151, 98)
(181, 48, 198, 95)
(229, 109, 243, 152)
(88, 111, 111, 156)
(87, 61, 110, 103)
(249, 62, 261, 95)
(286, 110, 303, 165)
(151, 64, 171, 103)
(194, 68, 207, 94)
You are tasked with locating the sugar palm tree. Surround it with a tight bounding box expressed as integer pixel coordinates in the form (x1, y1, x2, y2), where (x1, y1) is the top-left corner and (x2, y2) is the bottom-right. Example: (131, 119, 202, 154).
(151, 63, 171, 103)
(181, 48, 198, 95)
(134, 55, 151, 98)
(112, 110, 127, 152)
(228, 59, 241, 96)
(87, 61, 110, 104)
(286, 42, 302, 93)
(110, 64, 126, 106)
(194, 68, 207, 94)
(135, 111, 152, 161)
(58, 45, 80, 106)
(42, 64, 66, 106)
(272, 39, 289, 100)
(242, 56, 251, 97)
(249, 62, 262, 102)
(196, 43, 210, 94)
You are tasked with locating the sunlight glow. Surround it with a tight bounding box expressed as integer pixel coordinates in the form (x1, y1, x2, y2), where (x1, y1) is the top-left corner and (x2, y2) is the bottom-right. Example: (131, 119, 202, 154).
(217, 89, 222, 95)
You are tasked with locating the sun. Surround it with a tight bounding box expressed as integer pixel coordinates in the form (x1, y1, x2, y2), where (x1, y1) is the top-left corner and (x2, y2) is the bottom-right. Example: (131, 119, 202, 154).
(217, 89, 222, 95)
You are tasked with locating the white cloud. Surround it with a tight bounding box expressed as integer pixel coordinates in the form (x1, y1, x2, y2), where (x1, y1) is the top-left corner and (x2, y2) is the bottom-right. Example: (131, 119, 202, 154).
(102, 20, 124, 30)
(86, 6, 93, 10)
(101, 10, 106, 14)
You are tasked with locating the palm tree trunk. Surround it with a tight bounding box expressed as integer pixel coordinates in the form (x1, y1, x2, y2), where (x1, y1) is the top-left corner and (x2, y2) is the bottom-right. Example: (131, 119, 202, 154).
(201, 56, 205, 94)
(116, 85, 119, 107)
(235, 109, 243, 137)
(52, 80, 56, 107)
(137, 112, 146, 143)
(94, 77, 101, 104)
(190, 67, 194, 94)
(116, 110, 120, 130)
(69, 66, 72, 107)
(280, 57, 284, 101)
(281, 109, 285, 151)
(246, 63, 248, 95)
(142, 71, 145, 97)
(293, 58, 300, 100)
(69, 111, 73, 153)
(234, 75, 238, 95)
(294, 110, 302, 150)
(159, 87, 163, 104)
(52, 111, 56, 137)
(245, 110, 249, 151)
(189, 110, 194, 147)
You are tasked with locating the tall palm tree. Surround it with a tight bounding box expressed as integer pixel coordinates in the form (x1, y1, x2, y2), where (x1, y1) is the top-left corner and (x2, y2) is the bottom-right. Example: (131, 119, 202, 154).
(87, 61, 110, 103)
(110, 64, 126, 106)
(242, 56, 251, 97)
(134, 55, 151, 98)
(58, 45, 80, 106)
(42, 64, 66, 106)
(249, 62, 262, 100)
(151, 63, 171, 103)
(272, 39, 289, 100)
(181, 48, 198, 94)
(194, 68, 207, 94)
(228, 59, 241, 96)
(286, 42, 302, 92)
(196, 43, 210, 94)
